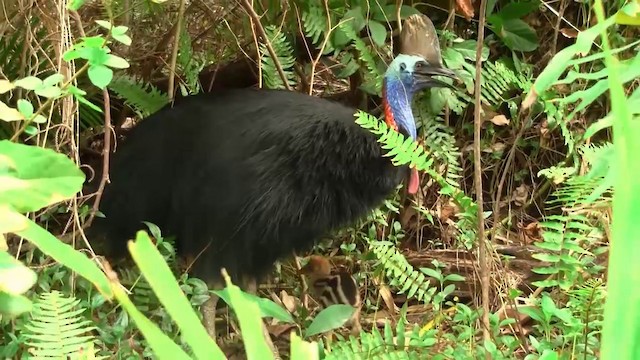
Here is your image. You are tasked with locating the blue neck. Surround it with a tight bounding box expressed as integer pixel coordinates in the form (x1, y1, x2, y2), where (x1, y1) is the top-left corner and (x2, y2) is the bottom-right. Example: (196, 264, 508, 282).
(383, 78, 417, 140)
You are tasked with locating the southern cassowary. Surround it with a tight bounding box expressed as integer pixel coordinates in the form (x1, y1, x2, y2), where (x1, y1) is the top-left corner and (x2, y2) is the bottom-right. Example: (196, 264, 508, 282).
(90, 53, 456, 335)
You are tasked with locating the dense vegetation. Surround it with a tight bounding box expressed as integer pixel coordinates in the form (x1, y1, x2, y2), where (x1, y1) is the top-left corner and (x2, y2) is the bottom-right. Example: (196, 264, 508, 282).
(0, 0, 638, 359)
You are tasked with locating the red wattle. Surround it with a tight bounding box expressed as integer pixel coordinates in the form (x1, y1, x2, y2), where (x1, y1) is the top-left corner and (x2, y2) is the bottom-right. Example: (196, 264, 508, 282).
(408, 168, 419, 194)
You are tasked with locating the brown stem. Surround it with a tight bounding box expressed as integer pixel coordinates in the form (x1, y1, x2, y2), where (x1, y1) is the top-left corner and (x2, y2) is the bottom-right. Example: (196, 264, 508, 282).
(240, 0, 291, 91)
(167, 0, 187, 101)
(472, 0, 492, 351)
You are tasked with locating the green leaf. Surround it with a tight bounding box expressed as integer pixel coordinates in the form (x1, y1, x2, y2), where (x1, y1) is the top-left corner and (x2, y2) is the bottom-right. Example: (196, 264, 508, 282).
(111, 285, 193, 360)
(0, 141, 85, 212)
(104, 54, 130, 69)
(112, 33, 132, 46)
(13, 76, 43, 90)
(0, 250, 37, 294)
(342, 8, 366, 32)
(66, 0, 86, 11)
(220, 267, 275, 360)
(492, 18, 538, 52)
(499, 1, 539, 19)
(88, 64, 113, 89)
(0, 101, 24, 121)
(0, 291, 32, 317)
(32, 115, 47, 124)
(290, 333, 319, 360)
(13, 214, 112, 298)
(305, 304, 356, 337)
(34, 86, 62, 99)
(128, 231, 225, 360)
(16, 100, 33, 118)
(95, 20, 112, 29)
(214, 287, 295, 323)
(42, 74, 64, 87)
(367, 21, 387, 47)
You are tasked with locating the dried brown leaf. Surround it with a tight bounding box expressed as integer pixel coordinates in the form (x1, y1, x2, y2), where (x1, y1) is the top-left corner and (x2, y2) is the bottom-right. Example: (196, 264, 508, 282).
(279, 290, 297, 313)
(560, 28, 580, 38)
(511, 184, 530, 207)
(489, 114, 510, 126)
(455, 0, 475, 20)
(522, 87, 537, 110)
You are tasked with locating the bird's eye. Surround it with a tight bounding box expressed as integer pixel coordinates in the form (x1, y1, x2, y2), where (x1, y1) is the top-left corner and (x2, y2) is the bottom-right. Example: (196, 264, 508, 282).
(415, 62, 423, 69)
(399, 63, 406, 71)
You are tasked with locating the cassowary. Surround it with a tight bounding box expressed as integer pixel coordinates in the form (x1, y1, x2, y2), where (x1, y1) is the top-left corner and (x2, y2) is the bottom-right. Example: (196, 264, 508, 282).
(300, 255, 362, 335)
(90, 53, 456, 336)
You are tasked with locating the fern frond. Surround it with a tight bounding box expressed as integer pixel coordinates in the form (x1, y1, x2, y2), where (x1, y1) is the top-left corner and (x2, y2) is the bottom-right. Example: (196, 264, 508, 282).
(325, 318, 437, 359)
(108, 75, 170, 118)
(370, 241, 437, 304)
(355, 111, 478, 243)
(22, 291, 104, 359)
(259, 25, 297, 90)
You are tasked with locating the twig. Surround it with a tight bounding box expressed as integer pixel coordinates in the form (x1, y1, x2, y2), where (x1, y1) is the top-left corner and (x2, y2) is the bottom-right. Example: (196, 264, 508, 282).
(240, 0, 291, 91)
(472, 0, 492, 350)
(167, 0, 187, 101)
(67, 11, 114, 227)
(88, 88, 113, 226)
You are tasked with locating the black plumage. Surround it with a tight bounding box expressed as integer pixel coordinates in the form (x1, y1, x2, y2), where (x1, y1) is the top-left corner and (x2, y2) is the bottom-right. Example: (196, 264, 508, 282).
(92, 88, 405, 287)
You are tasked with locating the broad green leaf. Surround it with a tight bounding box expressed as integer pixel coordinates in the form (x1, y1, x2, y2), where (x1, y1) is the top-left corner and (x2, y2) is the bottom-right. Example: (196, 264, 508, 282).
(367, 21, 387, 47)
(66, 0, 86, 10)
(16, 99, 33, 119)
(0, 80, 15, 94)
(88, 64, 113, 89)
(305, 304, 356, 337)
(0, 291, 32, 316)
(499, 1, 539, 19)
(82, 36, 106, 48)
(111, 284, 193, 360)
(220, 265, 274, 360)
(13, 76, 42, 90)
(214, 287, 295, 323)
(290, 333, 319, 360)
(104, 54, 130, 69)
(493, 18, 538, 52)
(451, 40, 490, 61)
(34, 86, 62, 99)
(0, 250, 37, 295)
(42, 73, 64, 87)
(0, 101, 23, 122)
(32, 115, 47, 124)
(13, 215, 112, 297)
(95, 20, 112, 29)
(112, 33, 132, 46)
(615, 2, 640, 25)
(128, 231, 224, 360)
(342, 8, 366, 32)
(112, 25, 129, 36)
(0, 205, 28, 234)
(0, 141, 84, 212)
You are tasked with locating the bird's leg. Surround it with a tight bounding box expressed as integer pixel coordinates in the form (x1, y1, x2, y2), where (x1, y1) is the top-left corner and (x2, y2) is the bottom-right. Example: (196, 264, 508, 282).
(202, 280, 223, 339)
(349, 308, 362, 336)
(242, 275, 282, 360)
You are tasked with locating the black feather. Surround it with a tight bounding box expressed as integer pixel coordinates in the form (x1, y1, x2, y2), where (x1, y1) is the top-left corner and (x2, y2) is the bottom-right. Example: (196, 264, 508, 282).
(91, 88, 406, 286)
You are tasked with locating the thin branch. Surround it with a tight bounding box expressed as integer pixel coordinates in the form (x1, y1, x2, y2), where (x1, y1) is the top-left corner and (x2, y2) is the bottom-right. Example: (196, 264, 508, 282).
(167, 0, 187, 101)
(68, 10, 113, 226)
(240, 0, 291, 91)
(472, 0, 492, 349)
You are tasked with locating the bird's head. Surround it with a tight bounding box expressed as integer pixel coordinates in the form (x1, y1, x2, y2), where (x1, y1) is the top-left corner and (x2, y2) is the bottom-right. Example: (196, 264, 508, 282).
(299, 255, 332, 278)
(384, 54, 457, 96)
(382, 54, 457, 195)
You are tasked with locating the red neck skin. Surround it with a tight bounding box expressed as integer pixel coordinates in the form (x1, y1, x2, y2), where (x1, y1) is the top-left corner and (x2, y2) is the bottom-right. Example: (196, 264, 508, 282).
(381, 86, 419, 195)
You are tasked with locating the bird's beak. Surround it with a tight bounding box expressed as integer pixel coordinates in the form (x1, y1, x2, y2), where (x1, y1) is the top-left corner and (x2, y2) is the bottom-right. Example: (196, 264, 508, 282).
(414, 64, 458, 90)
